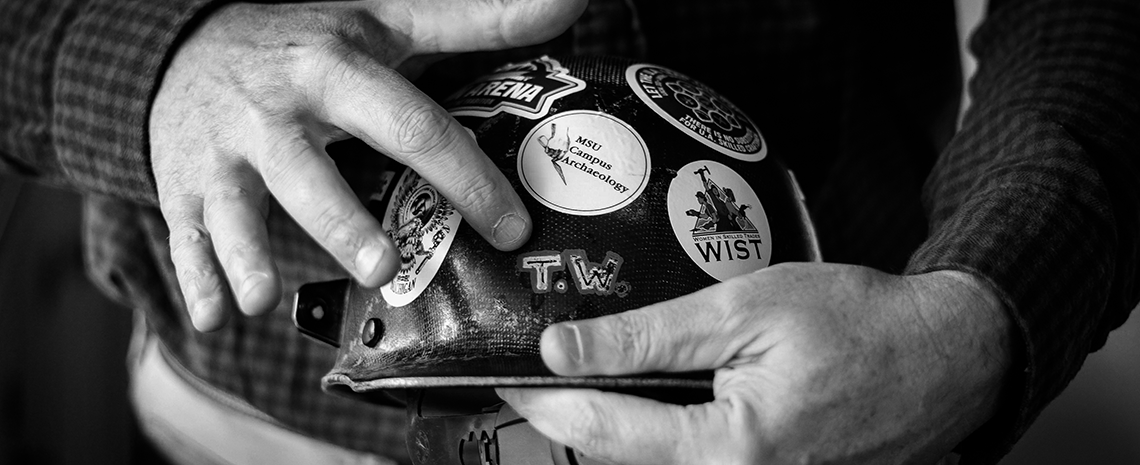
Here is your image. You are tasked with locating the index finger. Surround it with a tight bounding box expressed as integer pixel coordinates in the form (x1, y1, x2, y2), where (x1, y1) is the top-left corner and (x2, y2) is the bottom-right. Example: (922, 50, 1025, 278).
(315, 48, 532, 251)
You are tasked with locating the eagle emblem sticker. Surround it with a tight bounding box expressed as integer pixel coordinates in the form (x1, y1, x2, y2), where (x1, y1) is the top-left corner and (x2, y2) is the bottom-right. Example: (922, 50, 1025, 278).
(518, 110, 651, 216)
(381, 168, 463, 307)
(626, 64, 766, 162)
(668, 160, 772, 281)
(445, 56, 587, 120)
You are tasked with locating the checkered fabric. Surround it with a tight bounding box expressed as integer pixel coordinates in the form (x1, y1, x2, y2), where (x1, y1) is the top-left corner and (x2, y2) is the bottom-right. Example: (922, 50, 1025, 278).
(2, 0, 1138, 463)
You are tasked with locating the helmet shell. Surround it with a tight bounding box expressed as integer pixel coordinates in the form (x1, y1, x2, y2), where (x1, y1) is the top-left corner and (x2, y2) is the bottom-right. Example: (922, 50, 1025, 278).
(294, 55, 820, 400)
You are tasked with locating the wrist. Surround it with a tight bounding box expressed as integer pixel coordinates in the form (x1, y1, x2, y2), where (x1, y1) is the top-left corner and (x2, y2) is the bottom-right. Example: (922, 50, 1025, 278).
(906, 269, 1017, 443)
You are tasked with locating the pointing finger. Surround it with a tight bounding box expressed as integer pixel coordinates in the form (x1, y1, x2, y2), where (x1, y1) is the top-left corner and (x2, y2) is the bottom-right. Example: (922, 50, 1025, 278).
(256, 128, 400, 288)
(315, 49, 532, 250)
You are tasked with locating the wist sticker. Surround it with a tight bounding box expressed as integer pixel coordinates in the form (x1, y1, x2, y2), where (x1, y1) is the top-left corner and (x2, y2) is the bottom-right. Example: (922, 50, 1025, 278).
(626, 64, 766, 162)
(517, 110, 651, 216)
(444, 56, 587, 120)
(667, 160, 772, 281)
(381, 168, 463, 307)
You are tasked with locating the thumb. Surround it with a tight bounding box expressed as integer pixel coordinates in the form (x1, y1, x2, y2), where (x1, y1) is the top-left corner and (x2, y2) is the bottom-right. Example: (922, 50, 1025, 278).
(540, 282, 752, 376)
(380, 0, 588, 53)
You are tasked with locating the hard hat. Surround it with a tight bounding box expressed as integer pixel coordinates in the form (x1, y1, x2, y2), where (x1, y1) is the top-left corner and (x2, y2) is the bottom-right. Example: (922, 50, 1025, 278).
(294, 55, 820, 404)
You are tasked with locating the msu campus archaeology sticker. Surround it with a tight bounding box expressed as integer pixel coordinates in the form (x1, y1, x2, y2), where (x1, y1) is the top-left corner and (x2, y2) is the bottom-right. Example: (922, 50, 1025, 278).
(381, 168, 463, 307)
(445, 56, 587, 120)
(626, 64, 766, 162)
(667, 160, 772, 281)
(517, 110, 651, 216)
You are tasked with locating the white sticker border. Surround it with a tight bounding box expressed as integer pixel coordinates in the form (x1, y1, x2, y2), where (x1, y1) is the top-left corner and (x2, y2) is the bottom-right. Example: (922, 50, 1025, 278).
(380, 168, 464, 307)
(516, 109, 652, 216)
(625, 64, 767, 162)
(666, 160, 773, 281)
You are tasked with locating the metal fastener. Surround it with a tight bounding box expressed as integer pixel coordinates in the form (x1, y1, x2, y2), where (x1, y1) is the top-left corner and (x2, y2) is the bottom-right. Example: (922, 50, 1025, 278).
(362, 318, 383, 347)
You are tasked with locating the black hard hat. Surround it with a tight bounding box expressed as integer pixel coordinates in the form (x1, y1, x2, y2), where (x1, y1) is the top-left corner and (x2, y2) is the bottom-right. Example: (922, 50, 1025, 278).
(294, 55, 820, 404)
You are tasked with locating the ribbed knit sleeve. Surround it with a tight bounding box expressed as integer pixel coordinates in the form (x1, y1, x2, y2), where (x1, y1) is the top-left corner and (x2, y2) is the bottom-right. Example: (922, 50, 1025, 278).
(906, 1, 1140, 463)
(0, 0, 225, 204)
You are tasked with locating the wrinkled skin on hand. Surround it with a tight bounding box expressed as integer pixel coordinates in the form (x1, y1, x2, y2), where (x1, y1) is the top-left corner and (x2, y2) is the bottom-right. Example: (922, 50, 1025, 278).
(499, 263, 1014, 465)
(150, 0, 587, 331)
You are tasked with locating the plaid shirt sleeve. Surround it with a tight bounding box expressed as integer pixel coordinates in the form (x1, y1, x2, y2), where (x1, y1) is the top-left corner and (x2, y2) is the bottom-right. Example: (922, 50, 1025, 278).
(906, 0, 1140, 462)
(0, 0, 225, 205)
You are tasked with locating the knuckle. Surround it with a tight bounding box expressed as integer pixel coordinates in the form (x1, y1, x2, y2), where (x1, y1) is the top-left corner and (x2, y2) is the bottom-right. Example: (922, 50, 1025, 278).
(203, 184, 261, 216)
(258, 135, 323, 188)
(612, 310, 655, 369)
(168, 222, 211, 259)
(390, 100, 457, 159)
(448, 171, 501, 212)
(301, 37, 359, 83)
(220, 240, 269, 270)
(311, 202, 361, 255)
(176, 264, 217, 294)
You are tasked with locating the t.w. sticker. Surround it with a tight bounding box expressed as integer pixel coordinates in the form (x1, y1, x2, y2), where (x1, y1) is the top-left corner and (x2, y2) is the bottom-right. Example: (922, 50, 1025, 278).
(667, 160, 772, 281)
(626, 64, 766, 162)
(381, 168, 463, 307)
(445, 56, 587, 120)
(517, 249, 630, 297)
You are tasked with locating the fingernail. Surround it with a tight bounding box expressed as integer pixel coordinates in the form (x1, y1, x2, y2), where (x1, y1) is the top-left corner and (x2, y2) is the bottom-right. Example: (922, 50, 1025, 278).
(492, 213, 526, 246)
(355, 241, 386, 280)
(559, 324, 586, 366)
(240, 273, 268, 307)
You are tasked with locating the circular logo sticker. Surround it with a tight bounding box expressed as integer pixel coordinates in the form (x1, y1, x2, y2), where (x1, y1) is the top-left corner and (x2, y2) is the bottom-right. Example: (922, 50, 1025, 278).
(667, 160, 772, 281)
(381, 168, 463, 307)
(626, 64, 766, 162)
(518, 110, 651, 216)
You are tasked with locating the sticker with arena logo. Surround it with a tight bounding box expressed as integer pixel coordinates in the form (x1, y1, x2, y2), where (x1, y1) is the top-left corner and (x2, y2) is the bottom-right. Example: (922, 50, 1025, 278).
(517, 110, 651, 216)
(444, 56, 587, 120)
(626, 64, 766, 161)
(667, 160, 772, 281)
(381, 168, 463, 307)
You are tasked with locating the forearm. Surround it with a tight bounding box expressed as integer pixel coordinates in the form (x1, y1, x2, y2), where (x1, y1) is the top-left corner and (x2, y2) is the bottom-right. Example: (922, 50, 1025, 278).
(0, 0, 226, 204)
(907, 0, 1140, 462)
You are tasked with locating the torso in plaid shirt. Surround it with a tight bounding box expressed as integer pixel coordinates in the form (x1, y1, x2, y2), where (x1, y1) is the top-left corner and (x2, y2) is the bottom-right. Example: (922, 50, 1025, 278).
(2, 0, 1139, 463)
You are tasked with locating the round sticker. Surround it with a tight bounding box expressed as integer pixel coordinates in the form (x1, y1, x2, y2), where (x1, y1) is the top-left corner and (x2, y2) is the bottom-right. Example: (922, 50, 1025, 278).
(667, 160, 772, 281)
(626, 64, 766, 162)
(518, 110, 651, 216)
(381, 168, 463, 307)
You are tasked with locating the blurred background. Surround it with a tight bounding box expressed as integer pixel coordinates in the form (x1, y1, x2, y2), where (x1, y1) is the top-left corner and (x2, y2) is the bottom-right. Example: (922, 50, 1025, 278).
(2, 1, 1138, 463)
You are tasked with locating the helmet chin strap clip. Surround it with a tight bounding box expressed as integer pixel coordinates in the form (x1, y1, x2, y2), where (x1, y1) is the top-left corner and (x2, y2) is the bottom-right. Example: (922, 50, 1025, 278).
(404, 388, 607, 465)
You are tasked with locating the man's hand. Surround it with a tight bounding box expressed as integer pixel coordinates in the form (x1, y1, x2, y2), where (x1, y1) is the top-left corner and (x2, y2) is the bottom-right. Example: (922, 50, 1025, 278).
(150, 0, 586, 331)
(498, 263, 1015, 464)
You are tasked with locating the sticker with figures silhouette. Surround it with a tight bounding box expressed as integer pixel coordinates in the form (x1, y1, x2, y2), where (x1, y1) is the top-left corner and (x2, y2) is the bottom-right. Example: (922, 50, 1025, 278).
(517, 110, 650, 216)
(667, 160, 772, 280)
(626, 64, 766, 162)
(381, 168, 463, 307)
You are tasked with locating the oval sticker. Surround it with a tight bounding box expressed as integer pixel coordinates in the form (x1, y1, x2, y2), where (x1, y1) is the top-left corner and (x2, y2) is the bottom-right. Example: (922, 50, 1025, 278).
(667, 160, 772, 281)
(626, 64, 766, 162)
(518, 110, 651, 216)
(381, 168, 463, 307)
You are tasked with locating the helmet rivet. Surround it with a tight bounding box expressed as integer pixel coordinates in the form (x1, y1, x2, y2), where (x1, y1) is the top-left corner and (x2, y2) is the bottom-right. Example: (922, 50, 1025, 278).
(362, 318, 383, 347)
